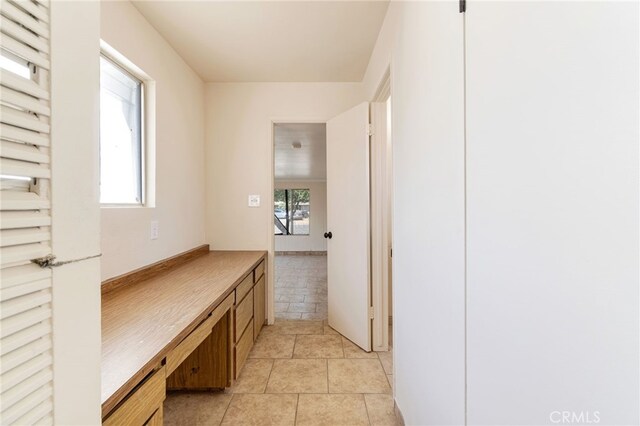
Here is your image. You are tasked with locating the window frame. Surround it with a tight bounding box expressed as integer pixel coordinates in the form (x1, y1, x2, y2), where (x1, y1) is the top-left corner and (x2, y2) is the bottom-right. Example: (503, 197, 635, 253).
(274, 188, 311, 236)
(99, 51, 147, 207)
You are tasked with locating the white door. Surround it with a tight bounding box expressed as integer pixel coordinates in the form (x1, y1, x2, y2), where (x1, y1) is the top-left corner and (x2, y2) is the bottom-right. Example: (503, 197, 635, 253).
(326, 102, 371, 351)
(0, 2, 55, 424)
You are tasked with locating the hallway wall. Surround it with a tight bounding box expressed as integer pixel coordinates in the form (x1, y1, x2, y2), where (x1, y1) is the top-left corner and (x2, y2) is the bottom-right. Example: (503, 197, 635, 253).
(204, 82, 362, 323)
(365, 1, 639, 424)
(373, 3, 467, 424)
(100, 1, 207, 281)
(465, 3, 639, 424)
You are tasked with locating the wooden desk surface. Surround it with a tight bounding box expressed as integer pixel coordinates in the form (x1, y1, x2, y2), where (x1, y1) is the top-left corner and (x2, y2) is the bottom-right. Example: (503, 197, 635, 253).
(101, 250, 267, 417)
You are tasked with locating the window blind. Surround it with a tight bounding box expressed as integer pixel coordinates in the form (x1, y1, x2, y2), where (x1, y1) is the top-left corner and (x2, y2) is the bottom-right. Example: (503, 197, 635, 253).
(0, 0, 53, 424)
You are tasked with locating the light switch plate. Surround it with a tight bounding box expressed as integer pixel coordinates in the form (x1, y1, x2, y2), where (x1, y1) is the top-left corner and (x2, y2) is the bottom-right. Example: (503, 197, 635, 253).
(248, 195, 261, 207)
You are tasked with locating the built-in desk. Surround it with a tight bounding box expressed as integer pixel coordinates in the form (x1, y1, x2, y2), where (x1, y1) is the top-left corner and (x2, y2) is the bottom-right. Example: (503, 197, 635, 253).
(101, 250, 267, 424)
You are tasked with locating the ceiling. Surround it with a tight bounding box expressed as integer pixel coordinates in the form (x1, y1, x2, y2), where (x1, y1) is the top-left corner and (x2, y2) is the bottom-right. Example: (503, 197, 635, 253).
(131, 1, 389, 82)
(274, 123, 326, 181)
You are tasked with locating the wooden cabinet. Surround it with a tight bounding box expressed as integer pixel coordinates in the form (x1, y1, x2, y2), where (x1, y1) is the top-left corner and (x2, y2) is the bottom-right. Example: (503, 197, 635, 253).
(236, 273, 253, 304)
(254, 259, 265, 282)
(235, 318, 254, 376)
(103, 367, 166, 426)
(235, 288, 253, 341)
(166, 314, 229, 390)
(101, 251, 268, 425)
(232, 260, 267, 379)
(166, 293, 233, 390)
(166, 294, 233, 375)
(254, 275, 265, 339)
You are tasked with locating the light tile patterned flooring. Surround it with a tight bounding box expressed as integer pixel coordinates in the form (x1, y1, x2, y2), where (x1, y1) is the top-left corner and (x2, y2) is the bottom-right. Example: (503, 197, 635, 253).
(164, 319, 397, 426)
(274, 255, 328, 321)
(164, 254, 397, 426)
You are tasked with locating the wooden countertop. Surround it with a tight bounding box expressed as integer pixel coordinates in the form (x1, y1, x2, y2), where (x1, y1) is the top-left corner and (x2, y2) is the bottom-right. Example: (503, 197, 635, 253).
(101, 250, 267, 417)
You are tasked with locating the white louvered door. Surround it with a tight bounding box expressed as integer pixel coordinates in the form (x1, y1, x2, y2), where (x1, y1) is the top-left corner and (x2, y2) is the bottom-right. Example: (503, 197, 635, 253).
(0, 0, 54, 424)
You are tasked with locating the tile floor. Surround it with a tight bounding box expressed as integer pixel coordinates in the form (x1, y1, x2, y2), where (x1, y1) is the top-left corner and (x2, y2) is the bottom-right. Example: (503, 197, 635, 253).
(164, 254, 397, 425)
(274, 255, 328, 321)
(164, 319, 397, 426)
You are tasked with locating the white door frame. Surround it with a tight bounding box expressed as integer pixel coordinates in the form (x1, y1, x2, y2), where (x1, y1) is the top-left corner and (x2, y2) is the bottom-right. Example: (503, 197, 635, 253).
(268, 117, 327, 325)
(371, 69, 392, 351)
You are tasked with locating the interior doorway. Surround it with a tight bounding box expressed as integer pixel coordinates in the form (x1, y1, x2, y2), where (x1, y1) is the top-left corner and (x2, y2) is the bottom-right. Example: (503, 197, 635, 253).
(272, 123, 328, 320)
(370, 71, 393, 353)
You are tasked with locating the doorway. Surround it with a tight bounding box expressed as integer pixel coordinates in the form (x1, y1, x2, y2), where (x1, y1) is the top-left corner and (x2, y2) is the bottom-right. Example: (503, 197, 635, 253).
(370, 67, 393, 354)
(272, 123, 328, 320)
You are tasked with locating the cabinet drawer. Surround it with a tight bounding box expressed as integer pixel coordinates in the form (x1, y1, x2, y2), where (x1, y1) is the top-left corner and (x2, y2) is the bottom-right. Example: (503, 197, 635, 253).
(144, 407, 163, 426)
(235, 319, 253, 378)
(254, 259, 265, 283)
(253, 275, 265, 339)
(235, 288, 253, 342)
(166, 293, 233, 375)
(103, 366, 166, 426)
(235, 273, 253, 304)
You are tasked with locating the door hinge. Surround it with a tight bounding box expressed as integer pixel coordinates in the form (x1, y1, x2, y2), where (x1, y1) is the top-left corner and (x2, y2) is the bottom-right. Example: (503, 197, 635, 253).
(368, 306, 375, 319)
(368, 123, 374, 137)
(459, 0, 466, 13)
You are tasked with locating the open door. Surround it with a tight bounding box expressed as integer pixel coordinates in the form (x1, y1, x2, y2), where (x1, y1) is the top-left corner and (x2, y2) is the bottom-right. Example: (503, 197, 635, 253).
(326, 102, 371, 351)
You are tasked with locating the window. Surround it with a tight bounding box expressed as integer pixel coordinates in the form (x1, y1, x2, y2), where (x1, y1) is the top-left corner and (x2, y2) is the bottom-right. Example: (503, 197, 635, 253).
(100, 55, 143, 205)
(274, 189, 310, 235)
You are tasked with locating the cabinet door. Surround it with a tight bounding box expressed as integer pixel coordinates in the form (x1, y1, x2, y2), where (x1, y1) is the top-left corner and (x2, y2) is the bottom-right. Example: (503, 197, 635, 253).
(166, 314, 229, 390)
(253, 275, 265, 339)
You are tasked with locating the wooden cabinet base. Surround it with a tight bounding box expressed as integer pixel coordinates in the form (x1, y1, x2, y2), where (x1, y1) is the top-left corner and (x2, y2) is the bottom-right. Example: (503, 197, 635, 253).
(103, 367, 166, 426)
(167, 313, 229, 390)
(144, 407, 163, 426)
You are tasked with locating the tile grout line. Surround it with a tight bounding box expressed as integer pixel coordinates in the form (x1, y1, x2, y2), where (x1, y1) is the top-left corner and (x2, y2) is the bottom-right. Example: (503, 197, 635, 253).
(363, 393, 373, 426)
(375, 353, 393, 393)
(218, 392, 234, 426)
(262, 358, 276, 393)
(294, 393, 300, 425)
(291, 334, 298, 358)
(325, 358, 330, 394)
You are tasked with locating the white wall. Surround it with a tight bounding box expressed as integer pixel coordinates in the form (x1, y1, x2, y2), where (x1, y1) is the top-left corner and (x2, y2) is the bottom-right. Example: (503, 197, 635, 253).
(100, 1, 206, 281)
(204, 82, 363, 323)
(50, 2, 101, 423)
(274, 180, 327, 252)
(465, 2, 639, 424)
(364, 1, 639, 424)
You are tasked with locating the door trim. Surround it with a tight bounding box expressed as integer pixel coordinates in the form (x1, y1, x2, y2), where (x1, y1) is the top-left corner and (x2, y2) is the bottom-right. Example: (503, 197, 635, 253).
(269, 117, 327, 326)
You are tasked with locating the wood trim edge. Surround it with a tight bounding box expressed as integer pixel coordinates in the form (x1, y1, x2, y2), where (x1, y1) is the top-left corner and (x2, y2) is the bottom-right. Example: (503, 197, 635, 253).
(101, 244, 210, 295)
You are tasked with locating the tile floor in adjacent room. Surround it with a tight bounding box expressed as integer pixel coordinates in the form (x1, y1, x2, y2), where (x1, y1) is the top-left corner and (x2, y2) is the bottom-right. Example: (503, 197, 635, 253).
(164, 319, 397, 426)
(273, 254, 328, 321)
(164, 254, 397, 425)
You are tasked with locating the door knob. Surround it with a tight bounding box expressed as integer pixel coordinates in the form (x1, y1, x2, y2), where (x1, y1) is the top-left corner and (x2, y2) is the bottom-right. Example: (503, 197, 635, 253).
(324, 232, 332, 239)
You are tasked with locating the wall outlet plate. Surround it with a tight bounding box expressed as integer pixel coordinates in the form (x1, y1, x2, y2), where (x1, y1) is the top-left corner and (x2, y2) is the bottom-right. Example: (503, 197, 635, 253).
(150, 220, 159, 240)
(248, 195, 260, 207)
